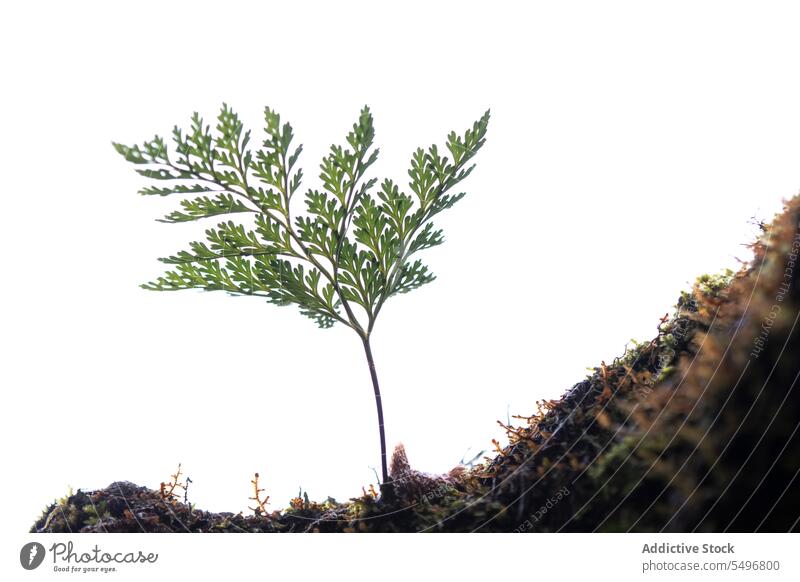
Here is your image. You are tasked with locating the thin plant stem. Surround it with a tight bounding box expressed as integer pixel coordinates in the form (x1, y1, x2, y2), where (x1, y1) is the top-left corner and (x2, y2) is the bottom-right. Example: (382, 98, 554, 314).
(362, 336, 388, 485)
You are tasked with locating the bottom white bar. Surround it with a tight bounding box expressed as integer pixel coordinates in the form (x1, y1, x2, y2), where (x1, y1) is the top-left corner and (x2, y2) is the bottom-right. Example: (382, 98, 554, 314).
(6, 533, 798, 581)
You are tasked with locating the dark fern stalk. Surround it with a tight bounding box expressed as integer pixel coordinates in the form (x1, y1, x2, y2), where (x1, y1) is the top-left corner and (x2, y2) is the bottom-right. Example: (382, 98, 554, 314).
(114, 105, 489, 487)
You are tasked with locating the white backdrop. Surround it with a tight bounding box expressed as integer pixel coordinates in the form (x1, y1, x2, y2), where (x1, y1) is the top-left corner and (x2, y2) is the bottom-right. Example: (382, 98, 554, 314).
(2, 0, 798, 533)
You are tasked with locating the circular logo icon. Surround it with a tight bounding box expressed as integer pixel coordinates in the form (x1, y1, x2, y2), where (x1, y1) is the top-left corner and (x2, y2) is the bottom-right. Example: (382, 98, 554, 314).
(20, 542, 46, 570)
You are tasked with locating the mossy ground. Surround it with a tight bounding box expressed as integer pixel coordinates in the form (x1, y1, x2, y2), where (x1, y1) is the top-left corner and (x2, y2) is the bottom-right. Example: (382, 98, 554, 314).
(33, 197, 800, 532)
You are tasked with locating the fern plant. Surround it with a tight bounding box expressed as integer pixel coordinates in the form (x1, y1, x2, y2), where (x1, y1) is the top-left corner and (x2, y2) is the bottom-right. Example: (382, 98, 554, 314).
(114, 104, 489, 487)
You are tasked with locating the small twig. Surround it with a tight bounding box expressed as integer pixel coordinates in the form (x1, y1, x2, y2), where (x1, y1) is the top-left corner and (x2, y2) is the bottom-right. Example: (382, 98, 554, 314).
(159, 463, 187, 503)
(248, 472, 270, 516)
(183, 476, 192, 505)
(491, 438, 504, 454)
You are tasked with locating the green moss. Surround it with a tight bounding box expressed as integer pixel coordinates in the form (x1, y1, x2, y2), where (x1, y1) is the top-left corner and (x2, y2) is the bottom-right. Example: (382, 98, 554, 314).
(696, 268, 735, 298)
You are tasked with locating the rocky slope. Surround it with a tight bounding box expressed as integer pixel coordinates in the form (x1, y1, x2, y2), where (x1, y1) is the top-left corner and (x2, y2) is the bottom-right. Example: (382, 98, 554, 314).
(32, 197, 800, 532)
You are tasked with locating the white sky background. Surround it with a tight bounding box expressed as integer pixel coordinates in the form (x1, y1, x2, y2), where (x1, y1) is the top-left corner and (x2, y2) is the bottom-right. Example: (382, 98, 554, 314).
(2, 1, 799, 532)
